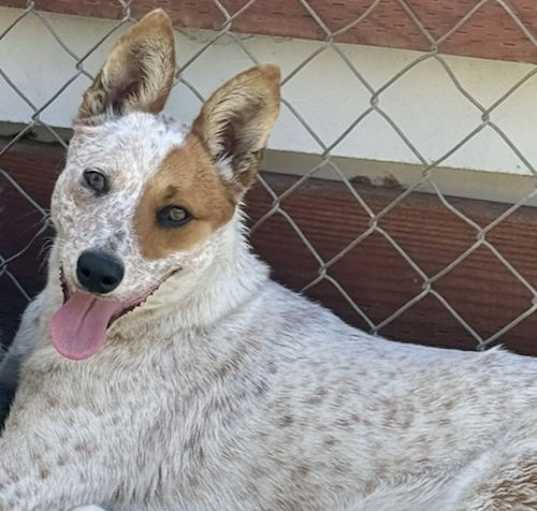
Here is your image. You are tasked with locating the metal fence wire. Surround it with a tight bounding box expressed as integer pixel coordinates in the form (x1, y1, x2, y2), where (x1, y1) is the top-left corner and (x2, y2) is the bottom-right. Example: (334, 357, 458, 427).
(2, 0, 537, 350)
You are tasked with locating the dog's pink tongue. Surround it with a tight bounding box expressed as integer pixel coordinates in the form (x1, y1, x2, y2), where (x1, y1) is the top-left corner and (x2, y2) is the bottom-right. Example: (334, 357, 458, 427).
(50, 291, 123, 360)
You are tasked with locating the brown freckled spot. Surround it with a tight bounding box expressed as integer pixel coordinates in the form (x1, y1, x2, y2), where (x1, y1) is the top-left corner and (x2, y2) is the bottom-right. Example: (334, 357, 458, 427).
(402, 414, 413, 429)
(383, 406, 397, 427)
(374, 463, 388, 480)
(297, 464, 310, 477)
(46, 396, 59, 408)
(380, 398, 396, 412)
(334, 461, 350, 474)
(305, 386, 328, 406)
(38, 466, 50, 480)
(444, 399, 455, 410)
(334, 393, 347, 407)
(364, 479, 377, 495)
(216, 362, 231, 380)
(184, 431, 199, 451)
(279, 414, 294, 427)
(324, 436, 338, 447)
(246, 482, 257, 495)
(6, 468, 19, 483)
(251, 466, 267, 480)
(254, 380, 269, 396)
(74, 442, 91, 455)
(134, 135, 235, 260)
(187, 474, 199, 489)
(415, 434, 428, 444)
(334, 418, 352, 429)
(216, 347, 246, 380)
(416, 458, 431, 465)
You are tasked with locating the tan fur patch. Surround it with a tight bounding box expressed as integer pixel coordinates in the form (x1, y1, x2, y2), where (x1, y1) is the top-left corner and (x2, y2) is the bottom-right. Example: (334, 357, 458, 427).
(134, 134, 235, 260)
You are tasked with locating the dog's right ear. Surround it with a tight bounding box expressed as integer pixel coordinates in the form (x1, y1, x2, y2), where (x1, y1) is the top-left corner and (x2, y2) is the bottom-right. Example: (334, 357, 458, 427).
(76, 9, 176, 122)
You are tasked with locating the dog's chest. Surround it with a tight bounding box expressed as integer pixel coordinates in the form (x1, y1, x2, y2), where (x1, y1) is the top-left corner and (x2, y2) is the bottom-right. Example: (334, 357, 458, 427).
(8, 336, 262, 483)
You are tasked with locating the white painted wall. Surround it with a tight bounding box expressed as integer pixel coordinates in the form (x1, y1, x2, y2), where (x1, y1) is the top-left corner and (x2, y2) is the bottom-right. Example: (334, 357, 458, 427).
(2, 6, 537, 176)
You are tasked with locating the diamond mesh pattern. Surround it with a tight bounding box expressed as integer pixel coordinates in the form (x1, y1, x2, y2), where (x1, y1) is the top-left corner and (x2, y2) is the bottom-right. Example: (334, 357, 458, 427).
(2, 0, 537, 350)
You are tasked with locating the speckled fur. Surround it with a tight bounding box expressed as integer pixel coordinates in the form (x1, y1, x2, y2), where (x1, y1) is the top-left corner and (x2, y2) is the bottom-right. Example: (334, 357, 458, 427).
(3, 9, 537, 511)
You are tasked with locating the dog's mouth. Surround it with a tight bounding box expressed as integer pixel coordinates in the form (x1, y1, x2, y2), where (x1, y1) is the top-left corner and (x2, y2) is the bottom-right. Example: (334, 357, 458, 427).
(59, 270, 153, 324)
(50, 269, 163, 361)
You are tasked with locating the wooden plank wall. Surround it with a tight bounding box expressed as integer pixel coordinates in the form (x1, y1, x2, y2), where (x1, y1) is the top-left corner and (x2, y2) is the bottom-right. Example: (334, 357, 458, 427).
(1, 0, 537, 64)
(3, 140, 537, 356)
(2, 2, 537, 355)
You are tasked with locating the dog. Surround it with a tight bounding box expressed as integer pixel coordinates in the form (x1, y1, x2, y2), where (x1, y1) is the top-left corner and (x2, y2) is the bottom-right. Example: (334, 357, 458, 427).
(3, 8, 537, 511)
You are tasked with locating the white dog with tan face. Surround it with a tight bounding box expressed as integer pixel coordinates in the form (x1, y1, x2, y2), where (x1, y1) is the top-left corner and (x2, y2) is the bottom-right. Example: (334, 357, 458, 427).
(4, 8, 537, 511)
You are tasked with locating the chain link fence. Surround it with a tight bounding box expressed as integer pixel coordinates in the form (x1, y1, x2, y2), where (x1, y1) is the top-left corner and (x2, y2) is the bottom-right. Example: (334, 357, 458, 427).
(2, 0, 537, 351)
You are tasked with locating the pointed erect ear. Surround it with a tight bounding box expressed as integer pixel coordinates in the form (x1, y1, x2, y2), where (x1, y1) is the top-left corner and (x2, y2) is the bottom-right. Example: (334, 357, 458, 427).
(77, 9, 176, 122)
(192, 65, 281, 200)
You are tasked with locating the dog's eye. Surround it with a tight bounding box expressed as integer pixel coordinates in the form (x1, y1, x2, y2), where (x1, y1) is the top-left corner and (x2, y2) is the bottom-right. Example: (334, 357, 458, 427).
(83, 169, 108, 194)
(157, 206, 192, 228)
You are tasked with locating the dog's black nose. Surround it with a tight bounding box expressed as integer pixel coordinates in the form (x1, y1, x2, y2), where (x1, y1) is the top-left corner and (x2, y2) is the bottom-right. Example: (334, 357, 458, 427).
(76, 250, 124, 294)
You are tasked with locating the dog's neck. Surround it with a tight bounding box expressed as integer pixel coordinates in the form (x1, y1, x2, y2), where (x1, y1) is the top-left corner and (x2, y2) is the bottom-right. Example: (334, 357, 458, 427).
(110, 217, 270, 336)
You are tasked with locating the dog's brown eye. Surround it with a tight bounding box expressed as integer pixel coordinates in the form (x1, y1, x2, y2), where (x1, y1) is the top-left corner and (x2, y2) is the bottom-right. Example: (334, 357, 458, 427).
(157, 205, 192, 228)
(83, 169, 108, 194)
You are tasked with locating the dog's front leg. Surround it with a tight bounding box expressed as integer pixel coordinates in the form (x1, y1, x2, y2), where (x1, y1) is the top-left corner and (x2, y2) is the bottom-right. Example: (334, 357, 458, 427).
(0, 440, 92, 510)
(0, 420, 138, 511)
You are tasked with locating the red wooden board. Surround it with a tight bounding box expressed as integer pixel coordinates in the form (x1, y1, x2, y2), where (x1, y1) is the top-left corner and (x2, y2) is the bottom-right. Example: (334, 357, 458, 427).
(1, 1, 537, 64)
(3, 140, 537, 356)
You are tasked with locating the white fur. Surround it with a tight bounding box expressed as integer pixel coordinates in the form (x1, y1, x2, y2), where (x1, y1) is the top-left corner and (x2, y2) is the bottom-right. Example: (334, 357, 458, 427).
(3, 113, 537, 511)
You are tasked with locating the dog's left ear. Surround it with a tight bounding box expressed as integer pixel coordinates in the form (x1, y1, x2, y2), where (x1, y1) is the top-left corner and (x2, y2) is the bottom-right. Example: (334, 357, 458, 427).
(77, 9, 176, 122)
(192, 65, 281, 200)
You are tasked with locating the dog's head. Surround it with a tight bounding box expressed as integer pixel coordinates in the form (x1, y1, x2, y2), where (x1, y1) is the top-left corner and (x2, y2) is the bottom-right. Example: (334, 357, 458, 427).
(48, 9, 280, 360)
